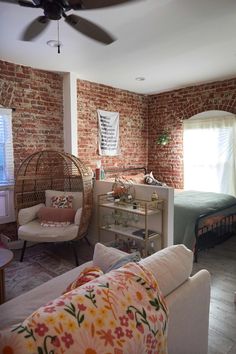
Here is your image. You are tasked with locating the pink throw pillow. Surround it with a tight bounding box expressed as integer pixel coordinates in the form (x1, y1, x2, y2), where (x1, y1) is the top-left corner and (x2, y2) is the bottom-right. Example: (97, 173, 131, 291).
(37, 207, 76, 224)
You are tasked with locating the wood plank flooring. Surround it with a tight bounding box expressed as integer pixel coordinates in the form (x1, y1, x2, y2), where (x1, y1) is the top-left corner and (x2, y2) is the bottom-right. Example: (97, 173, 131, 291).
(192, 235, 236, 354)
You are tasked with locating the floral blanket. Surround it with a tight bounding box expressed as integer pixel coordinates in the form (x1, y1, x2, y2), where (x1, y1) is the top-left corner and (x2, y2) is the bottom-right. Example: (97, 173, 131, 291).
(0, 262, 168, 354)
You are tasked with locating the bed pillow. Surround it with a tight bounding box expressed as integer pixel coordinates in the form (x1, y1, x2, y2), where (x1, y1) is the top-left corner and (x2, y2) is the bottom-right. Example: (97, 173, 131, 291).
(37, 207, 76, 223)
(63, 266, 103, 294)
(106, 251, 141, 272)
(121, 173, 145, 184)
(93, 242, 128, 273)
(45, 190, 83, 210)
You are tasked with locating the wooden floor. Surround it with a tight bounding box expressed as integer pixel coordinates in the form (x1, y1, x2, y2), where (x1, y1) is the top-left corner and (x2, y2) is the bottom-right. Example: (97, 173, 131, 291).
(192, 235, 236, 354)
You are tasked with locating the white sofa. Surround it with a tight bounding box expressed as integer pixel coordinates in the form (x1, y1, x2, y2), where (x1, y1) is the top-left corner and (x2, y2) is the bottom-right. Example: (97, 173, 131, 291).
(0, 244, 211, 354)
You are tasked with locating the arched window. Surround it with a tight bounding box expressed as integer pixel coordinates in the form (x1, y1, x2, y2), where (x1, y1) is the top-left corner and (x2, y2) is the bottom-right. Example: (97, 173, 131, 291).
(183, 110, 236, 196)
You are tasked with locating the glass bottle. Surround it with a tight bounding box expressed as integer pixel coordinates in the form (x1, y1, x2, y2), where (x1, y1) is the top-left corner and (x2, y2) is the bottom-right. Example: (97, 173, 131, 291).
(148, 241, 155, 255)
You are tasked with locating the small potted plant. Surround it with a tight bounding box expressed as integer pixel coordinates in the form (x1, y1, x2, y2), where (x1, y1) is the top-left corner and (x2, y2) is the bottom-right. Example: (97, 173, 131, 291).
(156, 132, 170, 146)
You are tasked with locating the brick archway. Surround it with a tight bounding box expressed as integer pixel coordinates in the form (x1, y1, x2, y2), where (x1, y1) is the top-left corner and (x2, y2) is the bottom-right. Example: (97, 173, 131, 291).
(148, 78, 236, 188)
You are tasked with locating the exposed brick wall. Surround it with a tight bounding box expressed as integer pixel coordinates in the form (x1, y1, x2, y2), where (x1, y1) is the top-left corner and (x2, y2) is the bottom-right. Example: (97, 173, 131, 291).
(1, 60, 236, 190)
(0, 60, 64, 174)
(148, 78, 236, 188)
(77, 79, 149, 172)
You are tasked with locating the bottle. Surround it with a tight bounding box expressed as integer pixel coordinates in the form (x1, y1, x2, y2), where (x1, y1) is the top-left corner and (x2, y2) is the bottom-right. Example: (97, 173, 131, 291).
(151, 191, 158, 208)
(148, 241, 155, 255)
(95, 160, 101, 180)
(100, 166, 105, 180)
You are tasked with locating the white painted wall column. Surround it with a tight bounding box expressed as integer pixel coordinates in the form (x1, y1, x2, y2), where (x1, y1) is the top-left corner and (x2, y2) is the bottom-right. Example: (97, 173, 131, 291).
(63, 72, 78, 156)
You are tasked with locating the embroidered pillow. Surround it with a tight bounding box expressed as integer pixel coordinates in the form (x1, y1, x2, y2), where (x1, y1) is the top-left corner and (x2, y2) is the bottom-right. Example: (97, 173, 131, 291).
(51, 195, 73, 209)
(63, 266, 103, 294)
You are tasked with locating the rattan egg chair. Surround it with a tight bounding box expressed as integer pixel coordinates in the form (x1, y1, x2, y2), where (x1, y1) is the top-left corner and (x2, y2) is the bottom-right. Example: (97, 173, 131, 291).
(14, 150, 94, 266)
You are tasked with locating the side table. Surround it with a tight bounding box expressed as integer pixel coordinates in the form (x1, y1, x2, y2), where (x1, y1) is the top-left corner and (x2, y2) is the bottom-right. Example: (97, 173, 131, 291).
(0, 248, 13, 304)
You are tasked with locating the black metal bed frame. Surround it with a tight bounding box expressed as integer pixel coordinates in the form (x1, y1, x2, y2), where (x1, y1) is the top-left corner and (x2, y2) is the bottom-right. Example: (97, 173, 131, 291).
(194, 206, 236, 262)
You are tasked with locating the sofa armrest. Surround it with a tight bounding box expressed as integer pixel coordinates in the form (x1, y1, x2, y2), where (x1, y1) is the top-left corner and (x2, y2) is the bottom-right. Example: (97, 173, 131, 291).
(166, 269, 211, 354)
(18, 203, 45, 226)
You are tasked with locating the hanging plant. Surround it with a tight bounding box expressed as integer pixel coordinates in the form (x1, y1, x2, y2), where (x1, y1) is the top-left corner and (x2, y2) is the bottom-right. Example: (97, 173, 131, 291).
(156, 132, 170, 146)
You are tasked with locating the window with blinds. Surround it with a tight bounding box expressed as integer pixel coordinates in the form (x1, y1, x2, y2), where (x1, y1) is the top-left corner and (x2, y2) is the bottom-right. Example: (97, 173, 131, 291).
(0, 108, 14, 185)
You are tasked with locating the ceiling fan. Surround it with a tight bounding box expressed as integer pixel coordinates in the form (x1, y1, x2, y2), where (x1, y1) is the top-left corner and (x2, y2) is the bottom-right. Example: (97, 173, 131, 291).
(2, 0, 139, 44)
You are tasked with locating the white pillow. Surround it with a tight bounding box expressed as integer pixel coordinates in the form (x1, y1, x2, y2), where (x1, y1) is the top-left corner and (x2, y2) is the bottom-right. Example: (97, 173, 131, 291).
(139, 244, 193, 297)
(74, 207, 82, 226)
(93, 243, 127, 273)
(18, 203, 45, 226)
(45, 190, 83, 211)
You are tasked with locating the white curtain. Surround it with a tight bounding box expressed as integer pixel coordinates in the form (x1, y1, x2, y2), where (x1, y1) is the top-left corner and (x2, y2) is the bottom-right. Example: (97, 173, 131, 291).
(183, 115, 236, 196)
(0, 108, 14, 185)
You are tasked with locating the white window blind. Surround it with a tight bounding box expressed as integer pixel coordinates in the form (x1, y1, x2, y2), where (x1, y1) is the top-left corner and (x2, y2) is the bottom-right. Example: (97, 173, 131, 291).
(0, 108, 14, 185)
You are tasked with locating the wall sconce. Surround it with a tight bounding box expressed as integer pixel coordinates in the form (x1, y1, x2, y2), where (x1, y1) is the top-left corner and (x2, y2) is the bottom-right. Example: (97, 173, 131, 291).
(156, 132, 170, 146)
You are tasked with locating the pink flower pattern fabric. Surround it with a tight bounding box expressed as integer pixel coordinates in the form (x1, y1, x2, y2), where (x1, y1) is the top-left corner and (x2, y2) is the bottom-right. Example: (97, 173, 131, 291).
(51, 195, 73, 209)
(0, 262, 169, 354)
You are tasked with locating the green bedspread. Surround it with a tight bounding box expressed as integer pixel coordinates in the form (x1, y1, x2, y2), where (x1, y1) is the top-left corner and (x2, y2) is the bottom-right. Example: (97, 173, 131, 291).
(174, 190, 236, 249)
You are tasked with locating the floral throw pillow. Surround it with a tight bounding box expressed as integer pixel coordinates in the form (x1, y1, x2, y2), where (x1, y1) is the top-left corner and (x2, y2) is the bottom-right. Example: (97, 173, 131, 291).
(51, 195, 73, 209)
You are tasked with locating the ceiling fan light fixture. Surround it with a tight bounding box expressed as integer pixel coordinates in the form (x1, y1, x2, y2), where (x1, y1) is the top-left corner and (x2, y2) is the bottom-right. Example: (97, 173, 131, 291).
(47, 39, 63, 48)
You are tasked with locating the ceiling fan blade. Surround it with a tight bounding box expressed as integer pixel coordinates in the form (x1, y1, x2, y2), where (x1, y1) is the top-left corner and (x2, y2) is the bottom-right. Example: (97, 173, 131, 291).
(65, 14, 116, 44)
(0, 0, 18, 4)
(21, 16, 49, 41)
(68, 0, 138, 10)
(18, 0, 40, 7)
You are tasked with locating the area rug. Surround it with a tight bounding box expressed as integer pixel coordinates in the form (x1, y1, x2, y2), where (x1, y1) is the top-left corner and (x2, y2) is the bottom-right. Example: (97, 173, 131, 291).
(4, 242, 93, 301)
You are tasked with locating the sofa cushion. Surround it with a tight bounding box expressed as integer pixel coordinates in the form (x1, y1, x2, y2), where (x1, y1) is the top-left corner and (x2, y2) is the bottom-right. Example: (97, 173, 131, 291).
(92, 242, 127, 272)
(106, 251, 141, 272)
(139, 244, 193, 297)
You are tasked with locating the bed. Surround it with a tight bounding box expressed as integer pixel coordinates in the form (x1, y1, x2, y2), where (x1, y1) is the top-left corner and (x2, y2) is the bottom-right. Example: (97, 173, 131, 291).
(104, 166, 236, 261)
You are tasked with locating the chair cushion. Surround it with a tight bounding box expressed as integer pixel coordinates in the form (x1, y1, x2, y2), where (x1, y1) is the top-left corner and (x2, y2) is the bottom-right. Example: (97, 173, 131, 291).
(74, 207, 82, 226)
(18, 220, 79, 242)
(18, 203, 45, 226)
(45, 190, 83, 211)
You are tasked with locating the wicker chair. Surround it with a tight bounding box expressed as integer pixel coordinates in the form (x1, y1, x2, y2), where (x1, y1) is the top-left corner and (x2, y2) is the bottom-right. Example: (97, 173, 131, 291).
(14, 150, 93, 266)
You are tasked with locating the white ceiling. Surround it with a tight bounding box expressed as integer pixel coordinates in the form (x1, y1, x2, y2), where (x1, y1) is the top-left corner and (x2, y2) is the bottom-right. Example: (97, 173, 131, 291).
(1, 0, 236, 94)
